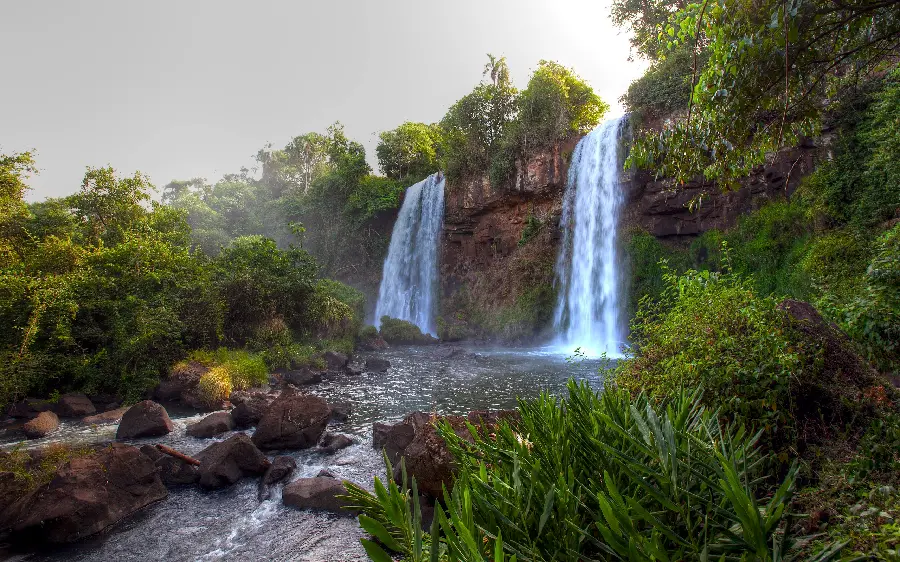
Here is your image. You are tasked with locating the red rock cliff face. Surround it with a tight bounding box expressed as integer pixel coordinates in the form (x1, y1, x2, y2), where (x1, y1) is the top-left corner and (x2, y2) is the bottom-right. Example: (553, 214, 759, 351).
(440, 136, 820, 312)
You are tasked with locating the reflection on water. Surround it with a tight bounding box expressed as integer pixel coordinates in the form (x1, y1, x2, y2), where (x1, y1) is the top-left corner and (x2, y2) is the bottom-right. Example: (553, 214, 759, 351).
(7, 346, 607, 562)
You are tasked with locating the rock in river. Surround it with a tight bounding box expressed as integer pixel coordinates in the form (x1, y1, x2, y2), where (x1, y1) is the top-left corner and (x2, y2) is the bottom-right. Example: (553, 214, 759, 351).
(283, 475, 357, 515)
(197, 433, 270, 489)
(186, 411, 234, 438)
(251, 392, 331, 450)
(116, 400, 174, 439)
(22, 410, 59, 439)
(53, 393, 96, 418)
(365, 357, 391, 373)
(2, 443, 167, 544)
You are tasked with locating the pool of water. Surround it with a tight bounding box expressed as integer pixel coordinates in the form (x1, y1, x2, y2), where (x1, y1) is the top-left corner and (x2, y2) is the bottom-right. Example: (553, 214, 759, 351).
(3, 345, 607, 562)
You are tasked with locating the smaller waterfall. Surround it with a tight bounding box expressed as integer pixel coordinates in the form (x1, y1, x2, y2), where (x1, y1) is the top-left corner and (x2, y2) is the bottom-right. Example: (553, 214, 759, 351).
(374, 172, 445, 336)
(552, 117, 627, 357)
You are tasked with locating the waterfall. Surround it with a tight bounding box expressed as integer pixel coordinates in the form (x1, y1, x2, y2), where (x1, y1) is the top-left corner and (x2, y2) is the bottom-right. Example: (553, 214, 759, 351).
(374, 172, 445, 336)
(552, 117, 627, 356)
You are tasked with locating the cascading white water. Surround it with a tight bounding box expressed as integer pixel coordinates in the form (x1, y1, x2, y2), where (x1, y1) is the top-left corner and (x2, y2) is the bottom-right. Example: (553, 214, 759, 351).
(374, 172, 445, 336)
(552, 117, 627, 356)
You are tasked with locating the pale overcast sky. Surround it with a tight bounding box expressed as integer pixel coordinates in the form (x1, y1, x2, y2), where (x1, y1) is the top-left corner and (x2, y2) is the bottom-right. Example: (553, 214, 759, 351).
(1, 0, 646, 201)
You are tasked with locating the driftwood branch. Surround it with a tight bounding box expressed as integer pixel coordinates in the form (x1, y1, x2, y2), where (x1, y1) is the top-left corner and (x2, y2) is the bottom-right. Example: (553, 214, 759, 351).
(156, 444, 201, 466)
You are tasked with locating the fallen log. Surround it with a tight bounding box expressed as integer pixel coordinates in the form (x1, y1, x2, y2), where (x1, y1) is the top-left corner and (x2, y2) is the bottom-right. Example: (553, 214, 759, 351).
(155, 444, 201, 466)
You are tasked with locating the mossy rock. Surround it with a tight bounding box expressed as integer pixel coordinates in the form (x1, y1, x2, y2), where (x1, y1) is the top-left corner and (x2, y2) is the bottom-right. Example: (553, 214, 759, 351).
(379, 317, 437, 345)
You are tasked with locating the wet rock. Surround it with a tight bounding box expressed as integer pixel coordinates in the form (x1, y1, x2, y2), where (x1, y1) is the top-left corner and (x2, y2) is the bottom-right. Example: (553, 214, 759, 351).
(345, 363, 364, 376)
(258, 456, 297, 501)
(116, 401, 174, 440)
(3, 444, 167, 543)
(376, 410, 518, 498)
(139, 445, 200, 486)
(365, 357, 391, 373)
(252, 392, 331, 450)
(316, 468, 337, 478)
(323, 351, 349, 372)
(197, 433, 270, 489)
(330, 401, 352, 422)
(373, 412, 428, 465)
(82, 407, 127, 425)
(6, 398, 52, 419)
(283, 476, 357, 515)
(53, 393, 96, 418)
(358, 335, 388, 351)
(320, 432, 354, 453)
(186, 411, 234, 438)
(23, 411, 59, 439)
(232, 397, 270, 428)
(282, 368, 323, 387)
(434, 346, 467, 360)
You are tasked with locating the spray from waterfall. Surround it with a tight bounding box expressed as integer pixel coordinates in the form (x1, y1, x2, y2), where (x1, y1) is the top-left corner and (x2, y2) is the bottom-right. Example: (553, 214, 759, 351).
(374, 172, 445, 336)
(552, 117, 627, 356)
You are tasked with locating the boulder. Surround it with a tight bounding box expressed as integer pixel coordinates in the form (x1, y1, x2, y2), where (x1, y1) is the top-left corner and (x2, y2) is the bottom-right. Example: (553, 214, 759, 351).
(283, 476, 356, 515)
(6, 398, 52, 419)
(251, 392, 331, 450)
(82, 407, 127, 425)
(197, 433, 270, 489)
(116, 401, 174, 440)
(375, 410, 518, 498)
(139, 445, 199, 486)
(320, 432, 354, 453)
(186, 411, 234, 438)
(372, 412, 428, 465)
(323, 351, 350, 372)
(358, 335, 388, 352)
(232, 399, 267, 428)
(365, 357, 391, 373)
(330, 402, 352, 422)
(282, 368, 323, 387)
(258, 455, 297, 501)
(4, 444, 167, 543)
(23, 411, 59, 439)
(53, 393, 96, 418)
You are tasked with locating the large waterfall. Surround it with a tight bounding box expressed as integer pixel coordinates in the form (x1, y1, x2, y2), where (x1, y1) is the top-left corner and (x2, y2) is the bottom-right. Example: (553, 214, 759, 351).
(374, 172, 445, 336)
(552, 117, 627, 356)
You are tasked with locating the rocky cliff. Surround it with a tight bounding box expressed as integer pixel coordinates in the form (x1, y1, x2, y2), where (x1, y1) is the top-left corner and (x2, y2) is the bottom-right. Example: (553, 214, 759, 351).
(438, 134, 820, 340)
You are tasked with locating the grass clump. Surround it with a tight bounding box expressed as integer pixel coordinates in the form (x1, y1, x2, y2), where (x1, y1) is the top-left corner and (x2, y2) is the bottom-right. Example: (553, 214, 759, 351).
(0, 443, 93, 494)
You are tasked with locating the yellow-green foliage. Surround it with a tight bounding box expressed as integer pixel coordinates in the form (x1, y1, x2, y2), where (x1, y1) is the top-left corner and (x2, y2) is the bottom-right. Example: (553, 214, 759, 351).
(379, 316, 434, 344)
(0, 443, 93, 493)
(197, 365, 233, 406)
(188, 348, 268, 405)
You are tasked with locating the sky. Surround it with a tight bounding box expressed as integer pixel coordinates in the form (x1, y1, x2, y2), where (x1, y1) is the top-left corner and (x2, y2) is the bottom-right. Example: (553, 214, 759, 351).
(1, 0, 646, 202)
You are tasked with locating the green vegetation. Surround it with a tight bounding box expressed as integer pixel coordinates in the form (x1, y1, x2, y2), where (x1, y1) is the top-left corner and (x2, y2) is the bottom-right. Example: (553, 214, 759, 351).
(348, 383, 823, 561)
(0, 443, 94, 493)
(620, 0, 899, 185)
(0, 157, 364, 409)
(379, 317, 435, 345)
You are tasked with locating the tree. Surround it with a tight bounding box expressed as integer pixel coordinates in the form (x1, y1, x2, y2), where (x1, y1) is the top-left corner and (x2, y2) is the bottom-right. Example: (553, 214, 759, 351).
(376, 122, 441, 182)
(0, 151, 37, 264)
(627, 0, 900, 186)
(611, 0, 687, 60)
(70, 166, 152, 244)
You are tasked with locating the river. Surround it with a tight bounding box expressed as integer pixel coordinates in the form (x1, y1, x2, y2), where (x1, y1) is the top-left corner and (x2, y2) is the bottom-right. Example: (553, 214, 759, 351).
(3, 345, 607, 562)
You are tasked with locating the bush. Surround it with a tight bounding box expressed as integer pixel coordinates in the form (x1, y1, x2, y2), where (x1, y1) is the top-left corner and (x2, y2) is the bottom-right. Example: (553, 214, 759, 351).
(621, 45, 698, 122)
(188, 348, 268, 405)
(616, 261, 884, 458)
(623, 229, 684, 317)
(347, 383, 816, 561)
(379, 316, 435, 344)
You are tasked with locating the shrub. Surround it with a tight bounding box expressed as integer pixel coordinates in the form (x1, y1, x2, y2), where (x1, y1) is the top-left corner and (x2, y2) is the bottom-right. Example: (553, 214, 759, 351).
(623, 228, 684, 316)
(197, 366, 233, 406)
(379, 316, 435, 344)
(346, 383, 818, 561)
(617, 261, 885, 458)
(189, 348, 268, 405)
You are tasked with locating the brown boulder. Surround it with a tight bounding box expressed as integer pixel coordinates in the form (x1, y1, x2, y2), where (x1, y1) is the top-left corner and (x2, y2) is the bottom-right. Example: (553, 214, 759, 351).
(116, 401, 174, 440)
(23, 411, 59, 439)
(372, 412, 428, 465)
(320, 432, 354, 453)
(4, 444, 166, 543)
(6, 398, 52, 419)
(258, 455, 297, 501)
(283, 476, 356, 515)
(282, 368, 323, 387)
(82, 407, 127, 425)
(365, 357, 391, 372)
(197, 433, 270, 489)
(53, 393, 96, 418)
(139, 445, 200, 487)
(251, 392, 331, 450)
(323, 351, 349, 372)
(186, 411, 234, 438)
